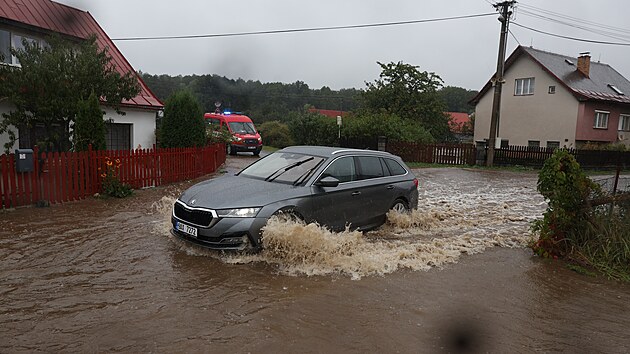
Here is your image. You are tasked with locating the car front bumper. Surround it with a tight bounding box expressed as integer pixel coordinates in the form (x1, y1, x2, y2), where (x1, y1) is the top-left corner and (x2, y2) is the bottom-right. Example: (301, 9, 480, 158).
(171, 215, 267, 251)
(230, 142, 262, 153)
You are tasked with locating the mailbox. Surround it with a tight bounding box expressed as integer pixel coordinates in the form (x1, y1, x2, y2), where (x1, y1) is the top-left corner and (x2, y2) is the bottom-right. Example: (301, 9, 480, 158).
(15, 148, 34, 173)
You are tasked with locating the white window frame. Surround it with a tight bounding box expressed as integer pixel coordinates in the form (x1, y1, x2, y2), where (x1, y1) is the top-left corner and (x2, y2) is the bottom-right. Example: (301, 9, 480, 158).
(515, 77, 535, 95)
(546, 141, 560, 149)
(619, 114, 630, 132)
(11, 33, 40, 66)
(594, 110, 609, 129)
(0, 28, 41, 66)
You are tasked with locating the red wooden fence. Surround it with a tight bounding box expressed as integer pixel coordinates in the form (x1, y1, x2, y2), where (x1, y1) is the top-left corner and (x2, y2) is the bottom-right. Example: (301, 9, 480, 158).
(0, 144, 226, 209)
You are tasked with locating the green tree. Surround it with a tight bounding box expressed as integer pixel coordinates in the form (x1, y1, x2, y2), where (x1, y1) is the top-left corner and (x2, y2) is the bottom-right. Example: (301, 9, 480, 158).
(159, 90, 205, 148)
(361, 61, 450, 141)
(438, 86, 478, 114)
(258, 121, 294, 148)
(0, 35, 139, 152)
(74, 91, 106, 151)
(342, 111, 433, 143)
(288, 108, 338, 146)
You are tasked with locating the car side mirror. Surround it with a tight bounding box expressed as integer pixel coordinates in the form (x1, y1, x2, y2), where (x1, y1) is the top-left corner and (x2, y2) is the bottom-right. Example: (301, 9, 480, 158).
(315, 176, 340, 188)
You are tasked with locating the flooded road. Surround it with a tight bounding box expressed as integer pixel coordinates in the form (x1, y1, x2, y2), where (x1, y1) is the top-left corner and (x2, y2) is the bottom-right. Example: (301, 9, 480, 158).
(1, 154, 629, 353)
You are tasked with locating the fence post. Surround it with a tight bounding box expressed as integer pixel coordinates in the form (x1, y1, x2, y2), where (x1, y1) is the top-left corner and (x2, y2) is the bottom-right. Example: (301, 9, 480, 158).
(32, 146, 40, 204)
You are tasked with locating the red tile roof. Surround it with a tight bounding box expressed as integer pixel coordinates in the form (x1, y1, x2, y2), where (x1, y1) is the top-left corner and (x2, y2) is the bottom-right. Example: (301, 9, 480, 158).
(446, 112, 470, 133)
(0, 0, 163, 110)
(308, 108, 350, 118)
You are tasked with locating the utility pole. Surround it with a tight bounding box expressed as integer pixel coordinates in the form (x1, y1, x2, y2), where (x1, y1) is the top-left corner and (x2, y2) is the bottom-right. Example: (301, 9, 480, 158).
(486, 1, 515, 167)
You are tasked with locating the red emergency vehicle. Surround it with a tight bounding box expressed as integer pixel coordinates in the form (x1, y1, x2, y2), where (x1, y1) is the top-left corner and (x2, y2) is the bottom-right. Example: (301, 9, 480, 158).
(204, 112, 263, 156)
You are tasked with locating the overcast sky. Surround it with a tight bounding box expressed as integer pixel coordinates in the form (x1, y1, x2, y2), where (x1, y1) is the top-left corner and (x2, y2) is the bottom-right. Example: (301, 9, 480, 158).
(55, 0, 630, 91)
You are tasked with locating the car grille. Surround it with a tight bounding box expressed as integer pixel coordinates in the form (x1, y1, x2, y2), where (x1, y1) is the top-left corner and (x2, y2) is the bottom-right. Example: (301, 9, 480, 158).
(244, 139, 258, 145)
(173, 202, 214, 227)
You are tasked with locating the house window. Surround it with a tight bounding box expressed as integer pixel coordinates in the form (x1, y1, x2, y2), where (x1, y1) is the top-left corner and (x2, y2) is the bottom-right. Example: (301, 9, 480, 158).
(106, 123, 132, 151)
(528, 140, 540, 148)
(594, 110, 609, 129)
(0, 29, 10, 64)
(18, 123, 69, 151)
(547, 141, 560, 149)
(12, 34, 37, 65)
(548, 86, 556, 94)
(515, 78, 535, 95)
(619, 114, 630, 132)
(0, 29, 41, 66)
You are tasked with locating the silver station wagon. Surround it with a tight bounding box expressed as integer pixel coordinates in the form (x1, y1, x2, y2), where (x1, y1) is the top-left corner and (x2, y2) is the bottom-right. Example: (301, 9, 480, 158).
(171, 146, 419, 251)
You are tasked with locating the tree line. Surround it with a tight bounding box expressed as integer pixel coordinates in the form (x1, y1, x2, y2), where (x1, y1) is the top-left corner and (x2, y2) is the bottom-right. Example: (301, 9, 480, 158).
(155, 61, 479, 149)
(140, 72, 478, 123)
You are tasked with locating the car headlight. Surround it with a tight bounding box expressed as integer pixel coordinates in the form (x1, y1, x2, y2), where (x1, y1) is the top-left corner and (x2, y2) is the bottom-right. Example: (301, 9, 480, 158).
(217, 207, 260, 218)
(233, 136, 242, 142)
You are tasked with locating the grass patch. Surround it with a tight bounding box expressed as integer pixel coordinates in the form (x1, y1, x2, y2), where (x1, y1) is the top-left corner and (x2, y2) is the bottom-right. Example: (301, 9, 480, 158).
(566, 263, 597, 277)
(262, 146, 280, 153)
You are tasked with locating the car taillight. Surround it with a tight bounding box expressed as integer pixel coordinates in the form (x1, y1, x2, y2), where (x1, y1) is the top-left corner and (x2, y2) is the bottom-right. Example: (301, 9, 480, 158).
(413, 178, 419, 188)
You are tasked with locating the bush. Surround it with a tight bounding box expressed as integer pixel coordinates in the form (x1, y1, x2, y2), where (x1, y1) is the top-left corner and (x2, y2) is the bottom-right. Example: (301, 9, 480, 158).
(100, 156, 133, 198)
(342, 111, 434, 143)
(258, 121, 294, 148)
(159, 91, 205, 148)
(206, 125, 233, 145)
(531, 150, 600, 258)
(73, 91, 106, 151)
(530, 150, 630, 280)
(288, 110, 339, 146)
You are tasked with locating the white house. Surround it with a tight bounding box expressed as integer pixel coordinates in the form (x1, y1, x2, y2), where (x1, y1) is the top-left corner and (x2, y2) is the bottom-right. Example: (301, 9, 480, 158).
(0, 0, 163, 151)
(471, 46, 630, 149)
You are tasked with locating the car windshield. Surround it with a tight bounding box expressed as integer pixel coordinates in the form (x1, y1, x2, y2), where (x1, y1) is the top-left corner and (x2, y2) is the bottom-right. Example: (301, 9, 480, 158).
(238, 152, 325, 184)
(228, 121, 257, 134)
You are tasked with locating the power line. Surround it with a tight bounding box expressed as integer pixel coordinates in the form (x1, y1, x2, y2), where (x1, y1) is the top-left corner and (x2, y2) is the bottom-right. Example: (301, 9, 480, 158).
(508, 28, 521, 45)
(518, 8, 630, 42)
(512, 22, 630, 46)
(111, 13, 496, 41)
(518, 3, 630, 35)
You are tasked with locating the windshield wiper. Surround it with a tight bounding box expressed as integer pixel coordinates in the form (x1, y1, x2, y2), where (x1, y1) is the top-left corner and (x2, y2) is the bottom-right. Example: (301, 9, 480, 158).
(265, 157, 315, 182)
(292, 160, 323, 186)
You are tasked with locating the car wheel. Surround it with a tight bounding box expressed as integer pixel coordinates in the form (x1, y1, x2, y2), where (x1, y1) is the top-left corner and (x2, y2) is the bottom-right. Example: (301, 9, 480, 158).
(273, 208, 303, 223)
(253, 149, 261, 157)
(228, 144, 237, 156)
(390, 199, 409, 213)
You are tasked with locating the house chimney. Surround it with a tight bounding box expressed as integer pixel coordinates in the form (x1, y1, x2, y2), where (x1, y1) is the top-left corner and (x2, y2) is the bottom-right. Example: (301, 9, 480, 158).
(577, 52, 591, 78)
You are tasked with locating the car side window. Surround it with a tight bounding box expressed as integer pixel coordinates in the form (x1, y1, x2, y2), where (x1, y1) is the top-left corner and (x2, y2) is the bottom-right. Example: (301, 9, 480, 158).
(356, 156, 384, 180)
(321, 156, 357, 183)
(384, 158, 407, 176)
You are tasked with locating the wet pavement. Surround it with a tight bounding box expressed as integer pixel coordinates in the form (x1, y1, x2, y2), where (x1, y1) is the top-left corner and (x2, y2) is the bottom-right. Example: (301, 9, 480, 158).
(1, 153, 629, 353)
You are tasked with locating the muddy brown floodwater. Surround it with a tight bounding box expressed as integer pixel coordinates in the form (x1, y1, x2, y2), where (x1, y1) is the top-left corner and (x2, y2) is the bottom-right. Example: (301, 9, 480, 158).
(1, 153, 629, 353)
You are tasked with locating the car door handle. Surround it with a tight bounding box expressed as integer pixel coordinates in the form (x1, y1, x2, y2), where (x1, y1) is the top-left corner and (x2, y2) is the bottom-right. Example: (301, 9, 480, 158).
(351, 191, 361, 196)
(386, 185, 394, 190)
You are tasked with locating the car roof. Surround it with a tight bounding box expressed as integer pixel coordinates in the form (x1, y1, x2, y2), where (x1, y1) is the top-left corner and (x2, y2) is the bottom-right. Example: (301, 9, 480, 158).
(279, 145, 397, 159)
(204, 113, 252, 122)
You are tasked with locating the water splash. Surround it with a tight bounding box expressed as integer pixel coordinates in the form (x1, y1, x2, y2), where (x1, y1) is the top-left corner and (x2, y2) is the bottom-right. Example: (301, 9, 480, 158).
(153, 170, 545, 280)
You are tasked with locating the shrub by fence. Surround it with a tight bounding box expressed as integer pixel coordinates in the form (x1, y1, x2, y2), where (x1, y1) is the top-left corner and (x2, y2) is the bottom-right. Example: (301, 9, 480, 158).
(0, 144, 226, 209)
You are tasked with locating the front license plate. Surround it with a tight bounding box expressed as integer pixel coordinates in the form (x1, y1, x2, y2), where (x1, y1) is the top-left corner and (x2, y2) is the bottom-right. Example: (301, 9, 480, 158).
(176, 221, 197, 237)
(247, 146, 255, 149)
